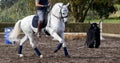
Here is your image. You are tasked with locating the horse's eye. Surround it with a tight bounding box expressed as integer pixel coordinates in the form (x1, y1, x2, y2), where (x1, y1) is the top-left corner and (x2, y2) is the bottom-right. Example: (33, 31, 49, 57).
(63, 13, 65, 14)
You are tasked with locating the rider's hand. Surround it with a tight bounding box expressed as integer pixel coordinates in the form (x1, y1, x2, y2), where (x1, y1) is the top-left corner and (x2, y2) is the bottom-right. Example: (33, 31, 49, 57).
(44, 3, 50, 7)
(44, 5, 48, 7)
(48, 3, 51, 6)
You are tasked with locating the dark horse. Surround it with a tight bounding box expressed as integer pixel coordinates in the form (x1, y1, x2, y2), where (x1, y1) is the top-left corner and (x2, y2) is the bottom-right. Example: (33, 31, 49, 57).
(86, 23, 100, 48)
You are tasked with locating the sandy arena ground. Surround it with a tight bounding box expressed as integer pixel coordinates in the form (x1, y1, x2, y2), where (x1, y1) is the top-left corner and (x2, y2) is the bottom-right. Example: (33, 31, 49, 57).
(0, 34, 120, 63)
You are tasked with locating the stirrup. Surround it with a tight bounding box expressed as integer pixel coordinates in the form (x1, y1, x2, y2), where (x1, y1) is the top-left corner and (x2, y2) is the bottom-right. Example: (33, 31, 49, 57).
(36, 32, 41, 38)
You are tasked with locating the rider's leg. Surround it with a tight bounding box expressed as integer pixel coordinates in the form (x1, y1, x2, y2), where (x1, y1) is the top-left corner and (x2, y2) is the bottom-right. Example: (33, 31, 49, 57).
(37, 21, 42, 37)
(36, 10, 44, 37)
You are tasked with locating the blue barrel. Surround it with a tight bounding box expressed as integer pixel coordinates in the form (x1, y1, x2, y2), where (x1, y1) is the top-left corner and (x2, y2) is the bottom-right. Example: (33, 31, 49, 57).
(4, 27, 13, 44)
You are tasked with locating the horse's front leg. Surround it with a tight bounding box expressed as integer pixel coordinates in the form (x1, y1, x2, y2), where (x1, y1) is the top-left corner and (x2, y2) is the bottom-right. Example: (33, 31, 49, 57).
(51, 31, 70, 57)
(50, 32, 62, 53)
(46, 27, 70, 57)
(60, 32, 70, 57)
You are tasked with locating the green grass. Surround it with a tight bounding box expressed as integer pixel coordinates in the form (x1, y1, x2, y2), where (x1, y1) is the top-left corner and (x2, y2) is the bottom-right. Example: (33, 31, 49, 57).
(114, 4, 120, 10)
(68, 16, 120, 23)
(84, 4, 120, 23)
(84, 18, 120, 23)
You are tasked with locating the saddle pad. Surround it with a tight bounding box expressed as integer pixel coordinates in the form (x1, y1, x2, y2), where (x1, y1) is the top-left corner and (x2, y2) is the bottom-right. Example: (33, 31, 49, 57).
(32, 15, 47, 28)
(32, 16, 39, 28)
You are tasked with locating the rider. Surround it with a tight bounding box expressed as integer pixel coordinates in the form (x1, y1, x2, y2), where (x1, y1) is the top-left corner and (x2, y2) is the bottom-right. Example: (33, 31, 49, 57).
(35, 0, 50, 37)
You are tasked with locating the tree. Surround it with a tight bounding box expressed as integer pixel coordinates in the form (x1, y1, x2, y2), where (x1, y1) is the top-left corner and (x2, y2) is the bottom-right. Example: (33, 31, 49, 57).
(69, 0, 117, 22)
(0, 0, 117, 22)
(69, 0, 93, 22)
(92, 0, 116, 19)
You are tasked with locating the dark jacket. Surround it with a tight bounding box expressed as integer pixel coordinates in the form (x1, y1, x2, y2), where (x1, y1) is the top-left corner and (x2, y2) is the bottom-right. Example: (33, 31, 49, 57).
(36, 0, 48, 10)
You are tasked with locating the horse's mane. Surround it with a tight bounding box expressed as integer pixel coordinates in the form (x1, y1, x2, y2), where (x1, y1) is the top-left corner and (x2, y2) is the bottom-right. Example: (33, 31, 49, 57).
(51, 3, 63, 16)
(54, 3, 63, 7)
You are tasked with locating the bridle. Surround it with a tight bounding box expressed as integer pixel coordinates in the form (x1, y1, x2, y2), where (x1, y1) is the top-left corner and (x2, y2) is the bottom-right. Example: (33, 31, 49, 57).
(47, 4, 69, 27)
(52, 5, 68, 22)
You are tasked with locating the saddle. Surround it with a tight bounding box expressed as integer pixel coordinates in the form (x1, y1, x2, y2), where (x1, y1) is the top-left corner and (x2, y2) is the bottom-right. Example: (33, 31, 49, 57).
(32, 15, 47, 28)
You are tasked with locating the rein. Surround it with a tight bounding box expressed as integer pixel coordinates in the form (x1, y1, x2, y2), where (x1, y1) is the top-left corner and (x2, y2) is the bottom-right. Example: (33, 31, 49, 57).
(52, 13, 68, 19)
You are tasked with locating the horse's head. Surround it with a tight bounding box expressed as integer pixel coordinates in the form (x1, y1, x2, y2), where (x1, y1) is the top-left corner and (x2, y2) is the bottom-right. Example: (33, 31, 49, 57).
(90, 23, 98, 28)
(89, 20, 102, 29)
(51, 3, 69, 23)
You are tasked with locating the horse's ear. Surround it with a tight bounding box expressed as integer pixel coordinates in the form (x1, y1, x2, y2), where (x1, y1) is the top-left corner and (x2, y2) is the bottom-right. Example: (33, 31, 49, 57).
(66, 3, 70, 7)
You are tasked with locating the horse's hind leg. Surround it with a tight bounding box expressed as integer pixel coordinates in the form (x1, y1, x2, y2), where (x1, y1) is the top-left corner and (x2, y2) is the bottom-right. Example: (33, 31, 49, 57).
(18, 35, 28, 57)
(27, 33, 43, 58)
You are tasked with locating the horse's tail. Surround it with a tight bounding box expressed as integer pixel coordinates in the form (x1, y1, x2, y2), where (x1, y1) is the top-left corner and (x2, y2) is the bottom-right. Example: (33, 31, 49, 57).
(9, 20, 21, 43)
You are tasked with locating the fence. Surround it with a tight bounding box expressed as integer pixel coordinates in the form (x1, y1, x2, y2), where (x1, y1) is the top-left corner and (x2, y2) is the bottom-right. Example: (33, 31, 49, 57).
(0, 23, 120, 34)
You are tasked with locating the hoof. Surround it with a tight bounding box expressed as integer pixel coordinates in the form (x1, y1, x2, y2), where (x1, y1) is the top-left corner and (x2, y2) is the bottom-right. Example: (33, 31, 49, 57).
(54, 49, 58, 53)
(11, 41, 16, 46)
(40, 55, 43, 58)
(65, 55, 71, 58)
(18, 54, 24, 57)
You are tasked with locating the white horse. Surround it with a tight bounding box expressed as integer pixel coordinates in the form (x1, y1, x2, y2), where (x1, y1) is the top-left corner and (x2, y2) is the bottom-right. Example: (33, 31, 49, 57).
(9, 3, 70, 58)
